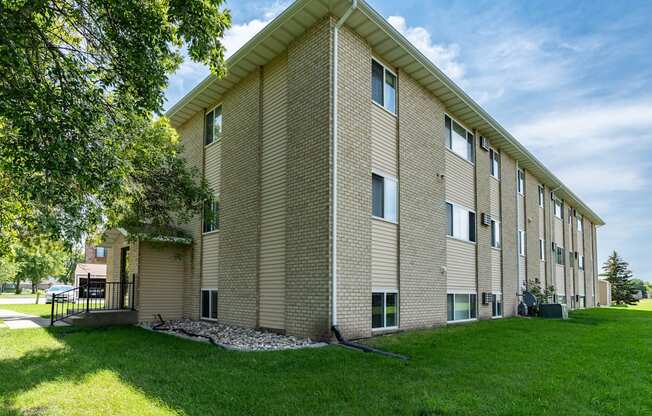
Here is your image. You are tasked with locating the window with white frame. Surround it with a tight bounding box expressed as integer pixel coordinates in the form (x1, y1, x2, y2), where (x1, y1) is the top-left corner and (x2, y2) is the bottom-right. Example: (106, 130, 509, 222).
(568, 208, 573, 224)
(371, 59, 396, 113)
(556, 246, 565, 265)
(492, 293, 502, 318)
(491, 219, 501, 248)
(490, 148, 500, 179)
(538, 186, 544, 208)
(201, 289, 218, 320)
(577, 215, 584, 232)
(372, 173, 398, 223)
(579, 255, 585, 270)
(539, 239, 545, 261)
(446, 202, 476, 242)
(95, 247, 107, 258)
(554, 200, 563, 219)
(518, 230, 525, 256)
(204, 105, 222, 145)
(372, 291, 398, 329)
(444, 115, 475, 163)
(203, 194, 220, 233)
(447, 293, 477, 322)
(517, 169, 525, 195)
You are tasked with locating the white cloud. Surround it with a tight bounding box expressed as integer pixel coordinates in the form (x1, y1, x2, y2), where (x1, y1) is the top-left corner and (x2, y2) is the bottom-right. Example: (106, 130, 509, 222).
(387, 16, 466, 84)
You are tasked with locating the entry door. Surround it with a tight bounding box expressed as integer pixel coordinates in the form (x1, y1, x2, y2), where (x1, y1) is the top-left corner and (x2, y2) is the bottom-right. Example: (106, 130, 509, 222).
(120, 247, 130, 309)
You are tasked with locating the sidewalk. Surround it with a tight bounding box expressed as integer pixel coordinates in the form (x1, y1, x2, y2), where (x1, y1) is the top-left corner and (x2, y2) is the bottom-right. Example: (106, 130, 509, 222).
(0, 309, 68, 329)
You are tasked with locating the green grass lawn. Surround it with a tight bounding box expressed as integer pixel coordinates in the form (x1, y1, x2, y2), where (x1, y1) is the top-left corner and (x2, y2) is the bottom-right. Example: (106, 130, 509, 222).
(0, 305, 650, 416)
(0, 304, 52, 318)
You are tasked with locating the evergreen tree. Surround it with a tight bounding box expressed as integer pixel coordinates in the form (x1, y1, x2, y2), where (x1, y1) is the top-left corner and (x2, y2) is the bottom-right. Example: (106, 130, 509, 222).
(602, 251, 637, 305)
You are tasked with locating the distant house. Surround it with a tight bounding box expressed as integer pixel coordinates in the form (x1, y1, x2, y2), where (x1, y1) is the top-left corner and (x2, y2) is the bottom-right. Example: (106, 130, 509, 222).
(74, 242, 108, 296)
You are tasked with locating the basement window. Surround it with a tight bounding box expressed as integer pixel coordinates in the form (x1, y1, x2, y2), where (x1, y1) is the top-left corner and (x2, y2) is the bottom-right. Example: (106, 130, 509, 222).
(201, 289, 218, 320)
(447, 293, 477, 322)
(204, 105, 222, 145)
(371, 59, 397, 113)
(492, 293, 503, 318)
(372, 291, 398, 329)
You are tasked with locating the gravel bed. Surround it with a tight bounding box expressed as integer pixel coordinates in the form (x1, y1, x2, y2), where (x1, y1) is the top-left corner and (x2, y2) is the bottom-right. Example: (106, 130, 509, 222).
(143, 319, 325, 351)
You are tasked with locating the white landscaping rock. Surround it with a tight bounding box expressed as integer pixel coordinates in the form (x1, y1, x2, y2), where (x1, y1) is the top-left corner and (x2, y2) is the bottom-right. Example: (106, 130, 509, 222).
(143, 319, 326, 351)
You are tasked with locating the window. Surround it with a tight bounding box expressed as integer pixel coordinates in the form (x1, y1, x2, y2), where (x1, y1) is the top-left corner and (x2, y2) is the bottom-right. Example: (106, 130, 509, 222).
(492, 293, 503, 318)
(577, 215, 584, 233)
(539, 239, 545, 261)
(95, 247, 107, 258)
(578, 295, 585, 308)
(554, 200, 563, 219)
(444, 115, 475, 163)
(556, 246, 565, 265)
(371, 173, 397, 223)
(579, 255, 585, 270)
(204, 105, 222, 145)
(517, 169, 525, 195)
(372, 292, 398, 329)
(538, 186, 544, 208)
(446, 202, 476, 242)
(568, 208, 573, 224)
(518, 230, 525, 256)
(490, 149, 500, 179)
(203, 194, 220, 233)
(557, 294, 567, 305)
(201, 289, 218, 320)
(491, 219, 501, 248)
(371, 59, 396, 113)
(447, 293, 477, 322)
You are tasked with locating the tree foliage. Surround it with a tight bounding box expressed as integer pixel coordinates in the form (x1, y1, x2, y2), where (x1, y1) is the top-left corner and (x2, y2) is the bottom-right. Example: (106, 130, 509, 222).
(0, 0, 230, 251)
(9, 238, 68, 293)
(602, 251, 637, 305)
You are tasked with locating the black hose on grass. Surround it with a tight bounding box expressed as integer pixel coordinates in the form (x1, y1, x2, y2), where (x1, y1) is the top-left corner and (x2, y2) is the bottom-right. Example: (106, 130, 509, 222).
(331, 325, 409, 361)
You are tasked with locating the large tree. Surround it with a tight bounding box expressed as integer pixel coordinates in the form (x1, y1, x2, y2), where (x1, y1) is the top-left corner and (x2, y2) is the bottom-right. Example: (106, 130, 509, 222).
(602, 251, 637, 305)
(0, 0, 230, 252)
(11, 238, 68, 293)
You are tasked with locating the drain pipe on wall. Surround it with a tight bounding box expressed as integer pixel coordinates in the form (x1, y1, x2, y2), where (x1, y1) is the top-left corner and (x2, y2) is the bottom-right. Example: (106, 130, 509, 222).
(331, 0, 357, 332)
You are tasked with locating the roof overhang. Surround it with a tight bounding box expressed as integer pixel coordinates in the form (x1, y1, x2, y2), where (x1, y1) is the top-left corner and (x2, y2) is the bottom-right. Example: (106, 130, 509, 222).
(100, 227, 192, 247)
(165, 0, 604, 226)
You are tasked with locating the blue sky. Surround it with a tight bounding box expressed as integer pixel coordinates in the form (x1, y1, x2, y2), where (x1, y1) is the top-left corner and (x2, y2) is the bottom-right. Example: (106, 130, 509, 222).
(164, 0, 652, 281)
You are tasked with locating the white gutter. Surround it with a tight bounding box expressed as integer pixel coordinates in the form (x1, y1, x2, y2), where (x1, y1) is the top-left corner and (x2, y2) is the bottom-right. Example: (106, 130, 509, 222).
(331, 0, 357, 329)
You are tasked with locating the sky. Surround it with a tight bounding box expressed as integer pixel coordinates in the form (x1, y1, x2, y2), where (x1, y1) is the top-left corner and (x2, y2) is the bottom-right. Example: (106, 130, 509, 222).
(164, 0, 652, 281)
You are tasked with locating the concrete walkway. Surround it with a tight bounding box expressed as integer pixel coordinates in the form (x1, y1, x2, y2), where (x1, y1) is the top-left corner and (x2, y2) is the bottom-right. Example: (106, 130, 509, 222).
(0, 297, 46, 305)
(0, 309, 68, 329)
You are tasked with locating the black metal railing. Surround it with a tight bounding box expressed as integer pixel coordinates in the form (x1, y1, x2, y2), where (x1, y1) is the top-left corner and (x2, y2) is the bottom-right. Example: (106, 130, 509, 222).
(50, 273, 136, 325)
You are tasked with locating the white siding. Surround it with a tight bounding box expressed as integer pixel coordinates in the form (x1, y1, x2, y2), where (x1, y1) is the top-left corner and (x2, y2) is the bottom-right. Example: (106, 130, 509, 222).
(371, 104, 397, 177)
(204, 142, 221, 192)
(446, 238, 476, 291)
(518, 259, 526, 292)
(371, 220, 398, 290)
(538, 208, 545, 237)
(555, 265, 565, 293)
(491, 249, 502, 292)
(517, 195, 525, 229)
(445, 151, 474, 209)
(554, 219, 564, 246)
(539, 262, 546, 285)
(258, 55, 288, 330)
(578, 271, 586, 295)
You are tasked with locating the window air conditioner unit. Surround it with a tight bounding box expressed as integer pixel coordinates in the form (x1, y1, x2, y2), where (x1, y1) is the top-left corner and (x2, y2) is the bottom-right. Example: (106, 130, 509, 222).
(480, 136, 490, 151)
(481, 213, 492, 226)
(482, 292, 494, 305)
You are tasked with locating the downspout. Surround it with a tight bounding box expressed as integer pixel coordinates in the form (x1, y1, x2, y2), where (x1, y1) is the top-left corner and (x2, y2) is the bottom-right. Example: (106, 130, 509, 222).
(331, 0, 357, 331)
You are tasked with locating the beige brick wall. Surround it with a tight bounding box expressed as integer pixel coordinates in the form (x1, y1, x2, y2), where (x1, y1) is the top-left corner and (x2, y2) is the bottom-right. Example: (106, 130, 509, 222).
(217, 71, 261, 328)
(500, 154, 518, 316)
(177, 112, 204, 319)
(334, 25, 372, 339)
(398, 73, 447, 329)
(475, 136, 492, 319)
(284, 17, 333, 339)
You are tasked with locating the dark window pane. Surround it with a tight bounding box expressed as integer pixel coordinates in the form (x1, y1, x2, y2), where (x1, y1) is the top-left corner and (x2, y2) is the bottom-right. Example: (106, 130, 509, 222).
(372, 293, 384, 328)
(213, 106, 222, 141)
(470, 294, 477, 318)
(201, 290, 210, 318)
(447, 294, 454, 321)
(385, 293, 397, 327)
(444, 116, 452, 148)
(468, 212, 476, 242)
(467, 132, 475, 163)
(372, 174, 384, 218)
(372, 60, 384, 105)
(211, 290, 218, 319)
(204, 110, 214, 145)
(446, 203, 453, 236)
